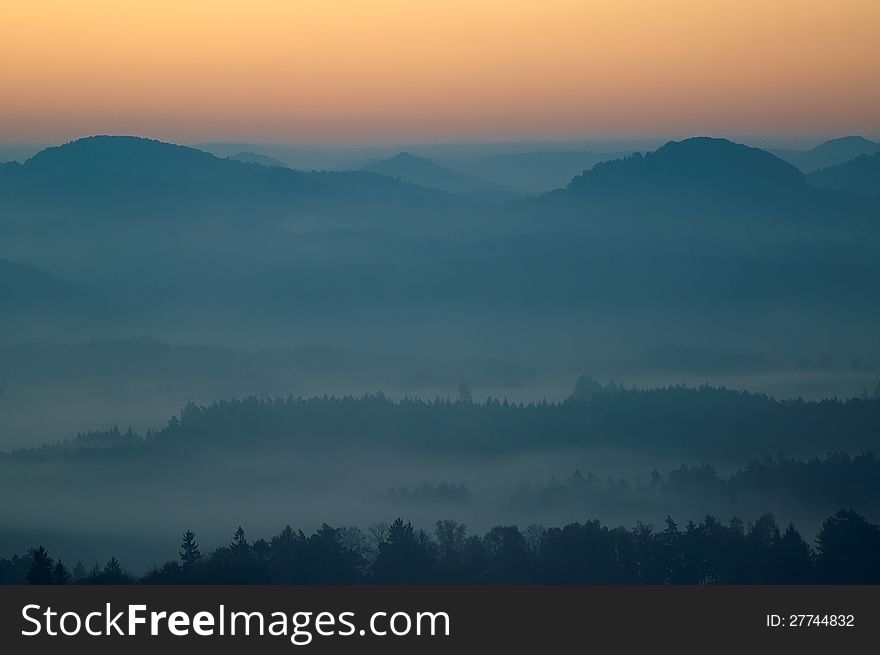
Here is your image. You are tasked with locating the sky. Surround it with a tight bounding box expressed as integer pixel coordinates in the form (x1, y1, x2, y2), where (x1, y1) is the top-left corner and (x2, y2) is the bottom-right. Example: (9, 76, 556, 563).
(1, 0, 878, 145)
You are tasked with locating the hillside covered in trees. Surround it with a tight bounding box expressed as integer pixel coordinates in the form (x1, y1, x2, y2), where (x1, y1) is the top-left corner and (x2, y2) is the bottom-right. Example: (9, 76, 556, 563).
(2, 387, 879, 572)
(2, 134, 879, 583)
(8, 386, 880, 462)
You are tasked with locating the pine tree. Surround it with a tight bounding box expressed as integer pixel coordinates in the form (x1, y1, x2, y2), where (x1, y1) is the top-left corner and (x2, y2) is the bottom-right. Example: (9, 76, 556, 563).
(231, 526, 248, 553)
(26, 546, 55, 585)
(179, 530, 201, 567)
(101, 557, 128, 584)
(52, 560, 70, 585)
(71, 561, 87, 581)
(773, 524, 814, 583)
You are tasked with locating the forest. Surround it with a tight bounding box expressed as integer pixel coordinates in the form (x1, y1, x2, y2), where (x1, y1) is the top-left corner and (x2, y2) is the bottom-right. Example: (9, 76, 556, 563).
(8, 385, 880, 462)
(4, 509, 878, 585)
(2, 0, 879, 602)
(3, 135, 880, 584)
(2, 388, 879, 574)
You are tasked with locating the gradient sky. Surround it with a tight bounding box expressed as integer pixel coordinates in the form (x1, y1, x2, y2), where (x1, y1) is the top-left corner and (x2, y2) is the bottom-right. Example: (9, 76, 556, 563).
(1, 0, 878, 144)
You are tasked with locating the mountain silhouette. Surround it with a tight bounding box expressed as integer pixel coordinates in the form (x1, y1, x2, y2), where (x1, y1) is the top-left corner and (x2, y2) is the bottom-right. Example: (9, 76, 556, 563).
(449, 150, 631, 194)
(228, 151, 288, 168)
(0, 136, 472, 228)
(24, 135, 224, 175)
(3, 135, 315, 193)
(359, 152, 504, 195)
(807, 151, 880, 196)
(774, 136, 880, 172)
(545, 138, 806, 209)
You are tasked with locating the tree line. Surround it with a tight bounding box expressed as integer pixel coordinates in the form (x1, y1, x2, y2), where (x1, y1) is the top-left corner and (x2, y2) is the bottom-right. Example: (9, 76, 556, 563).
(3, 509, 878, 585)
(511, 451, 880, 513)
(6, 386, 880, 462)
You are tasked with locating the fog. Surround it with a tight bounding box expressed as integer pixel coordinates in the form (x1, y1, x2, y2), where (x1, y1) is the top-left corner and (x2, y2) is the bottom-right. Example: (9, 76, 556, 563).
(2, 134, 879, 574)
(4, 441, 875, 570)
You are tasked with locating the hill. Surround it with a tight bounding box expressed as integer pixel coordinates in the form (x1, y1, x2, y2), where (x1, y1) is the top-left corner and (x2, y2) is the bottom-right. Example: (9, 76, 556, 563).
(449, 150, 631, 194)
(359, 152, 504, 195)
(774, 136, 880, 172)
(0, 136, 476, 231)
(7, 387, 880, 461)
(228, 151, 288, 168)
(807, 152, 880, 196)
(0, 136, 318, 218)
(534, 138, 808, 213)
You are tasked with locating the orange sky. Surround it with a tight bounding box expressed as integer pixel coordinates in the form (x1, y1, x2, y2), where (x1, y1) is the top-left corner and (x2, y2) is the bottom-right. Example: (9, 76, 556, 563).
(1, 0, 878, 144)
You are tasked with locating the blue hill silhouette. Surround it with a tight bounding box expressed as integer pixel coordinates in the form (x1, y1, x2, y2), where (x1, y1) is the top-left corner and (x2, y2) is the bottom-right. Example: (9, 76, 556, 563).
(449, 149, 631, 194)
(517, 137, 880, 224)
(359, 152, 502, 195)
(228, 151, 288, 168)
(775, 136, 880, 172)
(564, 137, 805, 198)
(0, 136, 470, 227)
(808, 151, 880, 196)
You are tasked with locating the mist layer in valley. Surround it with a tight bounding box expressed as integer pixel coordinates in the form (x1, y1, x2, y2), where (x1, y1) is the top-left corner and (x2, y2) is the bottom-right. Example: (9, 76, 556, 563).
(1, 134, 879, 570)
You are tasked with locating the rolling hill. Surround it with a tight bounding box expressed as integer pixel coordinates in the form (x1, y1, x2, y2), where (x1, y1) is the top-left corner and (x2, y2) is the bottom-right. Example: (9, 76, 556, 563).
(774, 136, 880, 172)
(448, 149, 631, 194)
(807, 152, 880, 196)
(228, 151, 288, 168)
(534, 138, 808, 212)
(0, 136, 478, 231)
(358, 152, 505, 195)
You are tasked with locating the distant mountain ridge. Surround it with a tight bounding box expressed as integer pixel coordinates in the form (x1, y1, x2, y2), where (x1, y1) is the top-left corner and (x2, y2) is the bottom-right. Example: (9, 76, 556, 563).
(24, 135, 217, 173)
(0, 134, 877, 396)
(538, 137, 807, 210)
(3, 135, 313, 190)
(807, 152, 880, 196)
(228, 151, 288, 168)
(774, 136, 880, 172)
(448, 149, 632, 194)
(358, 152, 504, 195)
(0, 135, 472, 228)
(1, 134, 874, 237)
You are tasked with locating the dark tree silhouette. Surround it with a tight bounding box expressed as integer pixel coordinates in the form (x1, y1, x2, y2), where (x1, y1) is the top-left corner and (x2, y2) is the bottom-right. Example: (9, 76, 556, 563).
(180, 529, 201, 568)
(773, 524, 814, 584)
(435, 519, 468, 582)
(51, 560, 70, 585)
(373, 519, 436, 583)
(484, 526, 532, 583)
(304, 524, 363, 584)
(268, 525, 307, 583)
(231, 526, 248, 554)
(816, 509, 880, 583)
(100, 557, 130, 584)
(26, 546, 54, 585)
(5, 510, 880, 585)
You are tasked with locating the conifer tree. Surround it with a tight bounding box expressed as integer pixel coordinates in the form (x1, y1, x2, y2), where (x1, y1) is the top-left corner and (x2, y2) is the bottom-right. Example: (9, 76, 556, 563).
(180, 530, 201, 567)
(52, 560, 70, 585)
(26, 546, 54, 585)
